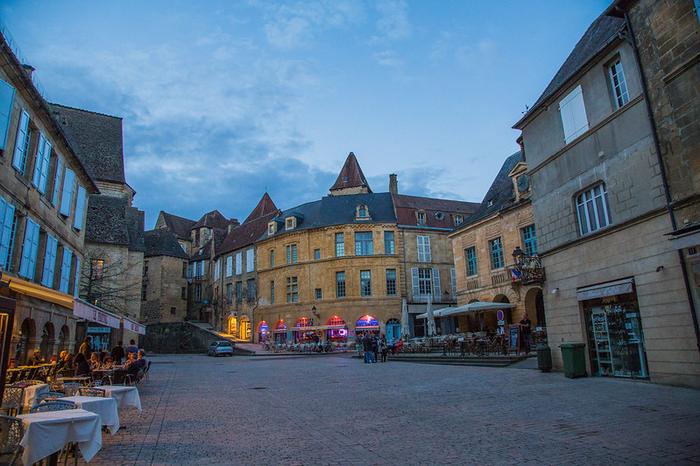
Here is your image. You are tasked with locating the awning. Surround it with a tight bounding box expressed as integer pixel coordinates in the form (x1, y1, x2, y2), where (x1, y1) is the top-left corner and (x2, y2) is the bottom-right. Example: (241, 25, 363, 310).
(417, 301, 516, 319)
(2, 275, 73, 309)
(73, 299, 121, 329)
(124, 318, 146, 335)
(576, 278, 634, 301)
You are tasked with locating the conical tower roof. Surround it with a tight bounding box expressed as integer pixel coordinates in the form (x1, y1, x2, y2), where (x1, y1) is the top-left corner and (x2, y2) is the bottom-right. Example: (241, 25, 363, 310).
(329, 152, 372, 195)
(244, 192, 278, 223)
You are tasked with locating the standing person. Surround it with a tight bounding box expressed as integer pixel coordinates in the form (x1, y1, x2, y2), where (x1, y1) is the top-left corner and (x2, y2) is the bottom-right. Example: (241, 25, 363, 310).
(74, 353, 91, 376)
(370, 334, 378, 363)
(380, 335, 389, 363)
(126, 339, 139, 358)
(519, 313, 532, 354)
(111, 341, 125, 365)
(362, 333, 372, 364)
(79, 337, 92, 360)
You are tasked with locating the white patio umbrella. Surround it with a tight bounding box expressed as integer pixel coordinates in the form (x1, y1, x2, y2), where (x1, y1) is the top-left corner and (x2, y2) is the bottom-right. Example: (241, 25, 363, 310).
(426, 295, 437, 337)
(400, 299, 410, 339)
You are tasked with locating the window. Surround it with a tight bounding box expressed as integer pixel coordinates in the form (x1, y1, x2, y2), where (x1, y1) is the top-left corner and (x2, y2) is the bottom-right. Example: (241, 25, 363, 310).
(435, 212, 444, 220)
(235, 252, 242, 275)
(386, 269, 397, 296)
(58, 247, 72, 293)
(315, 288, 322, 300)
(384, 231, 395, 254)
(417, 235, 431, 262)
(19, 218, 40, 280)
(465, 247, 478, 276)
(73, 186, 86, 230)
(59, 168, 75, 217)
(41, 235, 58, 288)
(313, 248, 320, 260)
(51, 157, 63, 206)
(12, 110, 30, 173)
(417, 211, 426, 225)
(521, 224, 538, 256)
(354, 232, 373, 256)
(0, 79, 15, 151)
(285, 217, 296, 230)
(417, 268, 432, 295)
(609, 59, 629, 109)
(576, 184, 611, 235)
(286, 244, 297, 264)
(246, 278, 256, 302)
(214, 258, 221, 281)
(170, 306, 176, 315)
(181, 286, 187, 300)
(235, 281, 243, 304)
(268, 221, 276, 235)
(195, 284, 202, 302)
(91, 258, 105, 280)
(336, 272, 346, 298)
(286, 276, 298, 303)
(356, 204, 369, 219)
(489, 237, 504, 269)
(411, 267, 440, 300)
(0, 197, 16, 270)
(360, 270, 371, 296)
(195, 260, 204, 278)
(454, 214, 463, 226)
(559, 84, 589, 143)
(226, 256, 233, 277)
(226, 283, 233, 304)
(270, 280, 275, 304)
(246, 248, 255, 272)
(32, 133, 52, 194)
(335, 233, 345, 257)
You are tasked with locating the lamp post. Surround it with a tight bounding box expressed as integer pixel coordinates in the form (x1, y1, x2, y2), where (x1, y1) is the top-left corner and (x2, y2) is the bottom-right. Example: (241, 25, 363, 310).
(512, 246, 525, 265)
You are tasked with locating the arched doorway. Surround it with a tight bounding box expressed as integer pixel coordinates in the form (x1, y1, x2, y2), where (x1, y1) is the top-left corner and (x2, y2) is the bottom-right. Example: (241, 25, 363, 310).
(524, 287, 546, 328)
(355, 314, 379, 337)
(257, 321, 270, 343)
(386, 318, 401, 342)
(274, 320, 287, 344)
(18, 318, 36, 364)
(39, 322, 55, 361)
(326, 315, 347, 343)
(58, 325, 70, 353)
(227, 316, 237, 336)
(239, 316, 251, 341)
(294, 317, 313, 343)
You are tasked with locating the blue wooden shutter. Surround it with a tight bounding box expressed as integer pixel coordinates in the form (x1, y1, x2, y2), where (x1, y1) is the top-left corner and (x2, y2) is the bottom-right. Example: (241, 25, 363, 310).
(0, 198, 16, 270)
(41, 235, 58, 287)
(19, 218, 40, 279)
(73, 256, 81, 297)
(0, 79, 15, 151)
(32, 134, 52, 193)
(59, 247, 72, 293)
(51, 157, 63, 205)
(59, 168, 75, 216)
(12, 110, 30, 173)
(432, 267, 441, 301)
(411, 267, 419, 300)
(73, 185, 87, 229)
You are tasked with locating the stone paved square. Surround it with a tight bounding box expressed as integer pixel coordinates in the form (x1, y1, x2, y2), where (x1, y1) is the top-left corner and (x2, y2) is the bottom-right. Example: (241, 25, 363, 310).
(77, 354, 700, 465)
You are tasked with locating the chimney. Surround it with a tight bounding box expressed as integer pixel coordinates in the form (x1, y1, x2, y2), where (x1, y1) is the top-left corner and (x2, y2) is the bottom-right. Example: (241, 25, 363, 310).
(22, 64, 35, 78)
(389, 173, 398, 195)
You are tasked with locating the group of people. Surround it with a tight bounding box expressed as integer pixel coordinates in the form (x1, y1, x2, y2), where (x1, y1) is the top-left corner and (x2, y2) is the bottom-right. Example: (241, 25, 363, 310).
(359, 333, 390, 363)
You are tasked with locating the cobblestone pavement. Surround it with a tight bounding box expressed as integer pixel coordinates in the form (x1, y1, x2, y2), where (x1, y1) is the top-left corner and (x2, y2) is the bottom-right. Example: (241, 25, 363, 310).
(80, 354, 700, 466)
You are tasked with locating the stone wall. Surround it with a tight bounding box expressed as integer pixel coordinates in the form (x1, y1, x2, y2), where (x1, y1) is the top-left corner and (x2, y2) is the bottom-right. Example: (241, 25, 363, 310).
(142, 255, 188, 324)
(143, 321, 222, 353)
(400, 228, 457, 306)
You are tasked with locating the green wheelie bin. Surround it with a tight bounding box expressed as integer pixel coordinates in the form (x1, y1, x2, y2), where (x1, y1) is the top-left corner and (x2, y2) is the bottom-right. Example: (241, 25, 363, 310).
(560, 343, 587, 378)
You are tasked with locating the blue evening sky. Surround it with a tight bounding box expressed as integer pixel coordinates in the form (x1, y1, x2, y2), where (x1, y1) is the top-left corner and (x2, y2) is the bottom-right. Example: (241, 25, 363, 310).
(1, 1, 609, 228)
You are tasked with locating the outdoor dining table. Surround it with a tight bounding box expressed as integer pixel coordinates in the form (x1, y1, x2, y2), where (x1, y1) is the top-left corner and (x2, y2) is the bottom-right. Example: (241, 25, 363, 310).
(60, 395, 120, 434)
(17, 408, 102, 465)
(19, 382, 49, 411)
(99, 385, 142, 411)
(58, 376, 92, 385)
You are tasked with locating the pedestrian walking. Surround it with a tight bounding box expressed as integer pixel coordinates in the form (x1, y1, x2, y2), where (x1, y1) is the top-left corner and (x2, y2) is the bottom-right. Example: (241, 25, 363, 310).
(79, 336, 92, 360)
(519, 313, 532, 354)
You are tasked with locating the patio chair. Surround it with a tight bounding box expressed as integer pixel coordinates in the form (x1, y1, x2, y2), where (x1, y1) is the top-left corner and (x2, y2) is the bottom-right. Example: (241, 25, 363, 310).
(35, 391, 66, 404)
(78, 387, 105, 397)
(0, 387, 23, 416)
(26, 367, 40, 381)
(62, 382, 81, 397)
(5, 370, 19, 386)
(0, 415, 23, 465)
(29, 400, 77, 413)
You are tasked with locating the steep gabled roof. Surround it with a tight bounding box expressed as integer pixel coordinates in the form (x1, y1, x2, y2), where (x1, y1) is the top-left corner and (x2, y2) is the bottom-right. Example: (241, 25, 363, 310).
(144, 229, 188, 259)
(244, 193, 278, 223)
(329, 152, 372, 193)
(192, 210, 230, 230)
(48, 103, 125, 184)
(159, 211, 196, 240)
(513, 14, 625, 128)
(393, 194, 479, 229)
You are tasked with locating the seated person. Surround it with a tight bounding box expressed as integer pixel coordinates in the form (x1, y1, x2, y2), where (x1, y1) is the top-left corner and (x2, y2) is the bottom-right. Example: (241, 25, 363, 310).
(134, 350, 147, 370)
(73, 353, 91, 376)
(101, 356, 114, 370)
(89, 352, 101, 371)
(28, 350, 43, 366)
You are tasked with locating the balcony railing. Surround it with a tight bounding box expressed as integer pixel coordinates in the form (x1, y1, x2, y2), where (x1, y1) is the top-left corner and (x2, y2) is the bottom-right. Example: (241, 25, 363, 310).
(491, 270, 511, 287)
(465, 277, 481, 291)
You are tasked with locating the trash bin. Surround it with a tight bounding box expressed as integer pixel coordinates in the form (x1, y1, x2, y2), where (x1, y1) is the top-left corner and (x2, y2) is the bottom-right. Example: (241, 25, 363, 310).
(560, 343, 587, 378)
(536, 343, 552, 372)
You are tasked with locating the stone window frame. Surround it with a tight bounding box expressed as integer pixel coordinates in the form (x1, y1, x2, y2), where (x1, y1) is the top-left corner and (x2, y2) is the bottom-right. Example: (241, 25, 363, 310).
(574, 182, 612, 237)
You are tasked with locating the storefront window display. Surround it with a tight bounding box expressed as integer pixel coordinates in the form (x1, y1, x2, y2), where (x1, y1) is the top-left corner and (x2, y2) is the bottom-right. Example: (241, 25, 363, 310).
(274, 320, 287, 343)
(584, 293, 648, 379)
(258, 321, 270, 342)
(326, 315, 348, 342)
(355, 315, 380, 336)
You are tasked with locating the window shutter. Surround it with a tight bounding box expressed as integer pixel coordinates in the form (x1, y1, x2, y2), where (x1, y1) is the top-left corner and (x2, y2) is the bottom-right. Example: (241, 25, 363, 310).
(19, 219, 39, 279)
(432, 267, 441, 301)
(12, 110, 29, 172)
(41, 235, 58, 287)
(0, 79, 15, 150)
(60, 168, 75, 216)
(51, 157, 63, 205)
(73, 256, 81, 297)
(36, 136, 52, 193)
(416, 236, 423, 262)
(559, 85, 589, 143)
(0, 199, 15, 270)
(425, 236, 432, 262)
(59, 248, 72, 293)
(73, 185, 87, 229)
(411, 267, 419, 299)
(450, 267, 456, 297)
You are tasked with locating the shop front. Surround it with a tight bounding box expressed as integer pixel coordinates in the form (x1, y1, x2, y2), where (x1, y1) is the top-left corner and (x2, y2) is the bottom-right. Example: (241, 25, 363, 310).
(354, 315, 380, 338)
(578, 278, 648, 379)
(257, 321, 270, 343)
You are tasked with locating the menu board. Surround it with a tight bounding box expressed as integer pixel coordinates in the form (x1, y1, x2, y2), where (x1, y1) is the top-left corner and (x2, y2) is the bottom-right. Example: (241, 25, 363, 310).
(509, 325, 519, 351)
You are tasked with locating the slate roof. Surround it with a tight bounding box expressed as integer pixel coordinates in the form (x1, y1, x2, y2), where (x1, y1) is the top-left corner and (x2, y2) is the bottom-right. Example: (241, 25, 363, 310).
(85, 195, 144, 252)
(144, 229, 188, 259)
(456, 151, 524, 230)
(393, 194, 479, 229)
(329, 152, 372, 193)
(219, 194, 281, 255)
(261, 192, 396, 240)
(48, 103, 126, 184)
(192, 210, 231, 230)
(513, 14, 625, 128)
(159, 211, 196, 240)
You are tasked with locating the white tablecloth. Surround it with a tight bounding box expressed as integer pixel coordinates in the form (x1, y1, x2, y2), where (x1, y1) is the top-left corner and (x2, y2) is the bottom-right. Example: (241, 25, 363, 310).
(61, 396, 120, 434)
(99, 385, 142, 411)
(21, 383, 49, 410)
(17, 409, 102, 465)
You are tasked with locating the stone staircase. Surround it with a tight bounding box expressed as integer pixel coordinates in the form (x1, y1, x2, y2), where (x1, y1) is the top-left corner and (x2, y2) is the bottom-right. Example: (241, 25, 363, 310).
(387, 353, 533, 367)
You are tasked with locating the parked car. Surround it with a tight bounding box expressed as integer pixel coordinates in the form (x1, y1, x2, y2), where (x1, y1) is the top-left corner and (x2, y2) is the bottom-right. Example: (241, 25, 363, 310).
(207, 341, 235, 357)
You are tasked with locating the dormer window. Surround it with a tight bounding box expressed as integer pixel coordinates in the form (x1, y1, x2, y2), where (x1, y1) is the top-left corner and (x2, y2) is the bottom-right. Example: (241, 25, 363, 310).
(435, 212, 444, 221)
(454, 215, 463, 226)
(285, 217, 297, 230)
(417, 211, 426, 225)
(487, 200, 494, 208)
(356, 204, 370, 220)
(268, 221, 277, 235)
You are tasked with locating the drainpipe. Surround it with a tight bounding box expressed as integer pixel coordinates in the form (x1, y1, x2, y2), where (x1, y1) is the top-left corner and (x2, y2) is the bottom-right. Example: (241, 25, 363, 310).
(623, 12, 700, 357)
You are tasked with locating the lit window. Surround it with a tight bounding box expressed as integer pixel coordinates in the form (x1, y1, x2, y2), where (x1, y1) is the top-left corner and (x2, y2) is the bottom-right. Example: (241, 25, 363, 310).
(576, 184, 611, 235)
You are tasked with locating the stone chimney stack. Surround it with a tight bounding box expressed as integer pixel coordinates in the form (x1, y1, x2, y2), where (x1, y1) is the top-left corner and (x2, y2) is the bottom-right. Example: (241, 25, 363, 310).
(22, 64, 35, 78)
(389, 173, 398, 195)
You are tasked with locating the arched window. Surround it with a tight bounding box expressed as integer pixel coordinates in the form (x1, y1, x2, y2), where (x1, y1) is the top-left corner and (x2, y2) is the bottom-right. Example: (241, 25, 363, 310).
(575, 183, 611, 235)
(327, 315, 345, 327)
(258, 321, 269, 334)
(295, 317, 311, 328)
(275, 320, 286, 331)
(355, 314, 379, 328)
(356, 204, 370, 219)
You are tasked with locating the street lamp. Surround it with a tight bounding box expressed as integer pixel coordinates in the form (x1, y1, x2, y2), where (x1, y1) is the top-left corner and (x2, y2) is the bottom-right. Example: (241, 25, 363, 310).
(512, 246, 525, 264)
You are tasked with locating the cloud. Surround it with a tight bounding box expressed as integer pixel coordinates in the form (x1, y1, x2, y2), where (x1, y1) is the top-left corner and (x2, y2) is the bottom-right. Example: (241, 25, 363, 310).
(373, 49, 403, 68)
(374, 0, 411, 42)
